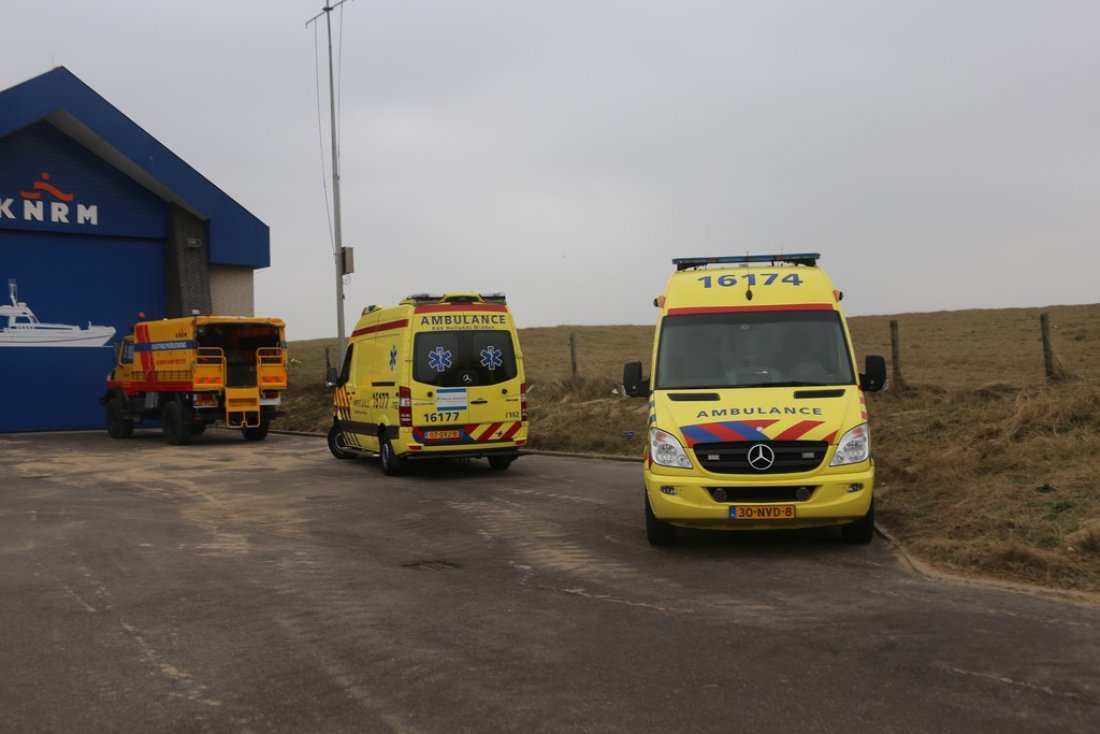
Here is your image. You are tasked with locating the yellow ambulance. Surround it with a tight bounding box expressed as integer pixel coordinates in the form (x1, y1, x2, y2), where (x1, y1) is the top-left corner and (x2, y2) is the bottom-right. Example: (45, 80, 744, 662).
(327, 293, 528, 474)
(623, 254, 886, 545)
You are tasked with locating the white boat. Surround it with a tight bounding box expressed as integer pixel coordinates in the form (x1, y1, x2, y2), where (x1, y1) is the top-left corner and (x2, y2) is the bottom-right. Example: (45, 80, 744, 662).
(0, 279, 116, 348)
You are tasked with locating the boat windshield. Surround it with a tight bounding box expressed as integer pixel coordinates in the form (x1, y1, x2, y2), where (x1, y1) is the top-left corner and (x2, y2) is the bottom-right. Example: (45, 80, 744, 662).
(655, 310, 855, 389)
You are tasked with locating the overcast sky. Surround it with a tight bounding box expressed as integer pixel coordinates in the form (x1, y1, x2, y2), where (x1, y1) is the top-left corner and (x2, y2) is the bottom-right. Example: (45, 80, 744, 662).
(6, 1, 1098, 339)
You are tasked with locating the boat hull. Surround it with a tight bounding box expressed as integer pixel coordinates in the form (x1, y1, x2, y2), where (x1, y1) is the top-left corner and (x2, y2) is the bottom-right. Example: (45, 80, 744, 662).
(0, 326, 116, 347)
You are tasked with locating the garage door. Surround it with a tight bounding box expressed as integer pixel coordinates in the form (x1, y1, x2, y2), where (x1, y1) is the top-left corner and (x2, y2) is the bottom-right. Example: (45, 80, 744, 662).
(1, 123, 169, 432)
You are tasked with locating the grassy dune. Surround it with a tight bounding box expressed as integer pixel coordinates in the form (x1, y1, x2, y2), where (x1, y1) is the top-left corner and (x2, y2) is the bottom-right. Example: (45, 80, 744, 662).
(282, 303, 1100, 592)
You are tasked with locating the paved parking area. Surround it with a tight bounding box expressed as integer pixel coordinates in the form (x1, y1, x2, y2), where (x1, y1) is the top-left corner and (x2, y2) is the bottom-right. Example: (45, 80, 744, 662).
(2, 431, 1098, 732)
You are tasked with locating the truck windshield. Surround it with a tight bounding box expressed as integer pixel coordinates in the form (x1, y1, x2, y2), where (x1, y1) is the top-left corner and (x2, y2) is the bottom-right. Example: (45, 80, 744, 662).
(413, 330, 518, 387)
(655, 310, 855, 389)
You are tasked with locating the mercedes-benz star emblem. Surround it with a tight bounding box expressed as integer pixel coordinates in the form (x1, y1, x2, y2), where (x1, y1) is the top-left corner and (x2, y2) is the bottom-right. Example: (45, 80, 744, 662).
(747, 443, 775, 471)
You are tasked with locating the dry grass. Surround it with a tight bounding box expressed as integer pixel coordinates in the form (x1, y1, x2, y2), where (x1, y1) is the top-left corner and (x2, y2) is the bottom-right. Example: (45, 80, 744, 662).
(280, 337, 340, 433)
(870, 382, 1100, 591)
(847, 303, 1100, 389)
(282, 304, 1100, 591)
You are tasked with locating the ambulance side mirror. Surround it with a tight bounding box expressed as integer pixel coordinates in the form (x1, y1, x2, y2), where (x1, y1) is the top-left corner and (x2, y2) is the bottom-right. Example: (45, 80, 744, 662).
(860, 354, 887, 392)
(325, 366, 341, 389)
(622, 360, 649, 398)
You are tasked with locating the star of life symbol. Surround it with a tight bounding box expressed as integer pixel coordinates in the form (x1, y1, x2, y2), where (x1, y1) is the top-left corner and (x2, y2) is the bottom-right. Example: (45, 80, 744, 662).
(428, 346, 453, 372)
(389, 345, 398, 371)
(480, 345, 503, 370)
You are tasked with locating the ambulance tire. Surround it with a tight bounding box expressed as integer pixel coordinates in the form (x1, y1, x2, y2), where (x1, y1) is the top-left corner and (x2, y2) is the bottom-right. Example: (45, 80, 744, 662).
(327, 423, 355, 459)
(841, 499, 875, 544)
(645, 490, 677, 546)
(162, 402, 193, 446)
(380, 437, 407, 476)
(242, 418, 270, 442)
(487, 455, 513, 471)
(105, 398, 134, 439)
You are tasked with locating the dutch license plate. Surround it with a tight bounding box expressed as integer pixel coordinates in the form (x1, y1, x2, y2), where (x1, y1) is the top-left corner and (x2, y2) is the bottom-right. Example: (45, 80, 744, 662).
(730, 505, 797, 520)
(426, 430, 460, 440)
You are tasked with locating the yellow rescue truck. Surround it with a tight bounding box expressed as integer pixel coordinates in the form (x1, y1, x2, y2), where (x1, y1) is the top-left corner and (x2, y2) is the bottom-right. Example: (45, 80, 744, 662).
(326, 293, 527, 475)
(101, 316, 288, 444)
(624, 254, 886, 545)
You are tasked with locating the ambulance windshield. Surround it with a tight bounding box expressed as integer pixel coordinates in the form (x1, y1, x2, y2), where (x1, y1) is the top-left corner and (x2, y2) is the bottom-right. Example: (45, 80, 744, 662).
(655, 310, 855, 389)
(414, 330, 519, 387)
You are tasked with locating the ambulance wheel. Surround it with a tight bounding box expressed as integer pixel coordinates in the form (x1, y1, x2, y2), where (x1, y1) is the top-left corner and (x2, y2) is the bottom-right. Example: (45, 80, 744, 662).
(105, 398, 134, 439)
(841, 499, 875, 544)
(242, 418, 270, 442)
(327, 423, 354, 459)
(380, 438, 407, 476)
(488, 455, 513, 471)
(645, 490, 677, 547)
(162, 402, 192, 446)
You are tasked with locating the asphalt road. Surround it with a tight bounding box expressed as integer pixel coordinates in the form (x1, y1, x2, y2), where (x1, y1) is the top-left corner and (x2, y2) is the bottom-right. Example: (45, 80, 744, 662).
(1, 431, 1098, 733)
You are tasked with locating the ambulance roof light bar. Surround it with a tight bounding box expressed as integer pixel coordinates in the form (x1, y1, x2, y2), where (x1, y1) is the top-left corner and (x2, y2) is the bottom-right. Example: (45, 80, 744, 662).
(403, 293, 445, 304)
(673, 253, 820, 271)
(402, 292, 508, 305)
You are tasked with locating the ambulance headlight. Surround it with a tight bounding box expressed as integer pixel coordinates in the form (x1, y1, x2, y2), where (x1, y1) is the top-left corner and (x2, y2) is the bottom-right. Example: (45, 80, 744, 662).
(830, 423, 870, 466)
(650, 427, 693, 469)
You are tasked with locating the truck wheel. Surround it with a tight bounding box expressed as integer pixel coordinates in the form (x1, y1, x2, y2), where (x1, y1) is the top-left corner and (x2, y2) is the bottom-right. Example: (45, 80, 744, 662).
(162, 402, 192, 446)
(327, 423, 354, 459)
(105, 398, 134, 439)
(645, 490, 677, 546)
(488, 455, 514, 471)
(841, 499, 875, 544)
(380, 437, 407, 476)
(242, 418, 270, 442)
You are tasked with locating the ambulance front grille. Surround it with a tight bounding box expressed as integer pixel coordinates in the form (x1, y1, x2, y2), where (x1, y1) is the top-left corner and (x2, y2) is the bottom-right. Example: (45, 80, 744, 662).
(706, 486, 820, 503)
(692, 441, 829, 475)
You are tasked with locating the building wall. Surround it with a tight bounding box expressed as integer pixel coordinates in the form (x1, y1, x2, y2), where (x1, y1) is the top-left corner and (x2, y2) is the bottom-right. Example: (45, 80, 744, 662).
(210, 265, 255, 316)
(0, 68, 268, 432)
(166, 204, 212, 316)
(0, 123, 169, 431)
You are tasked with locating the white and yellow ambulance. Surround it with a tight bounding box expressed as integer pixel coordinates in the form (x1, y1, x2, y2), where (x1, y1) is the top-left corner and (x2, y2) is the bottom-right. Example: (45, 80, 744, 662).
(327, 293, 527, 475)
(624, 254, 886, 545)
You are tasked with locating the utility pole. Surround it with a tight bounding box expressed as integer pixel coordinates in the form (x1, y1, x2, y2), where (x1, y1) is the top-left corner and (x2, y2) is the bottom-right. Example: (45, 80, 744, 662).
(307, 0, 353, 361)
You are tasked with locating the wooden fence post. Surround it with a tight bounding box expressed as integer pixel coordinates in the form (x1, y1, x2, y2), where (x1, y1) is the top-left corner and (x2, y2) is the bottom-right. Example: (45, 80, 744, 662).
(1040, 313, 1055, 382)
(569, 333, 579, 382)
(890, 320, 907, 390)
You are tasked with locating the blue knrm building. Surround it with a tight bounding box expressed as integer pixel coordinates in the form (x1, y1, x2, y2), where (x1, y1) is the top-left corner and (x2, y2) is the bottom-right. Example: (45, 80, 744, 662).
(0, 67, 270, 432)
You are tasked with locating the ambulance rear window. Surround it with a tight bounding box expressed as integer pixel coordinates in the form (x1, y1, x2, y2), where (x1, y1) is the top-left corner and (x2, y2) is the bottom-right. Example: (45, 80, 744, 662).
(413, 330, 518, 387)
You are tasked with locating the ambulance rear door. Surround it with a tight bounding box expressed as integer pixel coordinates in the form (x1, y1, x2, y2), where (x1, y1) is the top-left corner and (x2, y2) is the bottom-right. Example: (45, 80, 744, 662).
(410, 327, 523, 443)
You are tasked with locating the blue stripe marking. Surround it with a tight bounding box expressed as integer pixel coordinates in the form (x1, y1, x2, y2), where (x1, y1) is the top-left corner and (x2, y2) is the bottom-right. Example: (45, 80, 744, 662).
(133, 340, 198, 352)
(681, 425, 717, 444)
(724, 421, 770, 442)
(682, 421, 769, 443)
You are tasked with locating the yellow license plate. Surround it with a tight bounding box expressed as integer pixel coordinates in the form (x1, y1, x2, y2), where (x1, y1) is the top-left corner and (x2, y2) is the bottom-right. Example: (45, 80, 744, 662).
(730, 505, 797, 520)
(426, 430, 460, 440)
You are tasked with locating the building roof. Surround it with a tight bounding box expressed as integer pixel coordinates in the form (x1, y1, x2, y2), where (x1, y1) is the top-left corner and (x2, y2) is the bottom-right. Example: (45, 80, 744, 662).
(0, 67, 269, 268)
